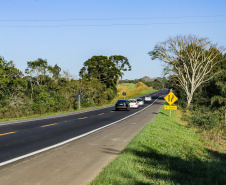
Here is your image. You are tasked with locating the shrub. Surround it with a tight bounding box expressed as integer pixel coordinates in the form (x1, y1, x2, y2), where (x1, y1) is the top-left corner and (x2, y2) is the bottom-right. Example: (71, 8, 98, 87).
(189, 111, 220, 130)
(102, 88, 116, 101)
(81, 98, 95, 107)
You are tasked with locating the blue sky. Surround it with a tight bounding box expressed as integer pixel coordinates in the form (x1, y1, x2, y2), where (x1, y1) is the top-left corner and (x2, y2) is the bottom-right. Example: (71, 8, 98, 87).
(1, 0, 226, 80)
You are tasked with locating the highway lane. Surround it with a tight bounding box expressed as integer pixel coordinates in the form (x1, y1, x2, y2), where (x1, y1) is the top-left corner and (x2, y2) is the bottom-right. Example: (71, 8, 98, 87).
(0, 89, 169, 165)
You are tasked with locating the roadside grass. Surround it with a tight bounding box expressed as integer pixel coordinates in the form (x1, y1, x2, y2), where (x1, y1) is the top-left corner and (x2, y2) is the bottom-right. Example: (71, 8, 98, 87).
(113, 82, 154, 102)
(119, 83, 136, 89)
(132, 89, 155, 98)
(89, 105, 226, 185)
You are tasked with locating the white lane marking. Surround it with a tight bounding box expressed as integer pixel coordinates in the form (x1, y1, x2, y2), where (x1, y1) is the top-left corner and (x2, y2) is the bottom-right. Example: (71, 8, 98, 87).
(0, 96, 162, 167)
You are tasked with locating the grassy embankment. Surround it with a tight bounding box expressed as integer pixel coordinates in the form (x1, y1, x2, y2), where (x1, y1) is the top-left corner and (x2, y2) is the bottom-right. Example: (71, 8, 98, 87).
(89, 105, 226, 185)
(113, 82, 155, 102)
(0, 82, 155, 122)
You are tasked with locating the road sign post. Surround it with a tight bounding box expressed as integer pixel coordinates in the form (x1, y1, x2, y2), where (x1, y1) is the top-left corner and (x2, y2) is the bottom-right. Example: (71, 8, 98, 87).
(76, 93, 83, 110)
(78, 95, 80, 109)
(122, 92, 126, 99)
(164, 92, 178, 117)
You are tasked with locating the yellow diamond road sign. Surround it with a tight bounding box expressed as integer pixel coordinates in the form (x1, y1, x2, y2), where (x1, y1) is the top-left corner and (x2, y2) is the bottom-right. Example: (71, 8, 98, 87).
(164, 92, 178, 105)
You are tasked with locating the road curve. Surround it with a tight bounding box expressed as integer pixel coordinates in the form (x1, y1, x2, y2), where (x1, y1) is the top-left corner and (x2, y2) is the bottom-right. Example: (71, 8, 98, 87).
(0, 90, 168, 185)
(0, 90, 168, 167)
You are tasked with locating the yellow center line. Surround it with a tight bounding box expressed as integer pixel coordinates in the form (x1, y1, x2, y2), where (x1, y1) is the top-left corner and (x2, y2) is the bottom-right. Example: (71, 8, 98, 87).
(41, 123, 58, 128)
(78, 117, 88, 120)
(98, 113, 104, 115)
(0, 131, 17, 136)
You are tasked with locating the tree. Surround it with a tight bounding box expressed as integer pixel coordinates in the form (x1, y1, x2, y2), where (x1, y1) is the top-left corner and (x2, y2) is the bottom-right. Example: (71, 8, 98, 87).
(210, 54, 226, 123)
(0, 56, 24, 97)
(25, 58, 48, 76)
(48, 64, 61, 80)
(148, 35, 225, 108)
(25, 58, 49, 86)
(109, 55, 131, 86)
(79, 55, 119, 89)
(0, 57, 29, 118)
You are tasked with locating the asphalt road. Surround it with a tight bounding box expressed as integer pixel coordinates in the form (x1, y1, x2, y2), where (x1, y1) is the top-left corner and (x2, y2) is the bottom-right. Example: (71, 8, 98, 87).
(0, 89, 168, 185)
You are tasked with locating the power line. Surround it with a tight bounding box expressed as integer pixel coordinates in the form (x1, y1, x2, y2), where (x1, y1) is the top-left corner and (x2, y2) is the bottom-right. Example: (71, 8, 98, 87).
(0, 21, 226, 27)
(0, 15, 226, 22)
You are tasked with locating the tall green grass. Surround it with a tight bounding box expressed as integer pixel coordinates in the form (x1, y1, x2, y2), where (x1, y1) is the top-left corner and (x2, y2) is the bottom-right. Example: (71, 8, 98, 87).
(119, 83, 136, 89)
(89, 105, 226, 185)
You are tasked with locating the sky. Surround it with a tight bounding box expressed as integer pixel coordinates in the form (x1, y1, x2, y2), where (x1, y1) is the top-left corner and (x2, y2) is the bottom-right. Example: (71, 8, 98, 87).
(0, 0, 226, 80)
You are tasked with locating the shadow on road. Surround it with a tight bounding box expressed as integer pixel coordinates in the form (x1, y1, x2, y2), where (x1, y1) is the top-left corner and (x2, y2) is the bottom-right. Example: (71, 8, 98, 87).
(102, 148, 121, 155)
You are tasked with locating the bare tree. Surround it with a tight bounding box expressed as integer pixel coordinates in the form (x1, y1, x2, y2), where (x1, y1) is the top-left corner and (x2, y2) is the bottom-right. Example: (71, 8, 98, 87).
(149, 35, 225, 107)
(62, 70, 73, 81)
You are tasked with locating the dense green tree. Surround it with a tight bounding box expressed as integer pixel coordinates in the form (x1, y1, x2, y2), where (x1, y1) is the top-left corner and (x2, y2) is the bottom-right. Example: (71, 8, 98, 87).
(79, 55, 119, 89)
(25, 58, 48, 76)
(0, 57, 23, 101)
(0, 57, 28, 118)
(109, 55, 131, 86)
(204, 53, 226, 122)
(0, 57, 23, 78)
(25, 58, 50, 86)
(48, 64, 61, 80)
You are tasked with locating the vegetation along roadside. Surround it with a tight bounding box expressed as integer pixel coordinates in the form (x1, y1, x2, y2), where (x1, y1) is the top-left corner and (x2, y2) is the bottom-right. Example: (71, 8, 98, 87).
(89, 104, 226, 185)
(0, 81, 155, 122)
(0, 55, 133, 121)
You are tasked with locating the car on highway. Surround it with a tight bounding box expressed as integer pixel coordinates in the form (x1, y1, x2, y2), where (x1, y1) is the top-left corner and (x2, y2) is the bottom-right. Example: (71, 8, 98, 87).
(128, 99, 139, 109)
(144, 95, 152, 101)
(136, 98, 144, 107)
(115, 99, 130, 111)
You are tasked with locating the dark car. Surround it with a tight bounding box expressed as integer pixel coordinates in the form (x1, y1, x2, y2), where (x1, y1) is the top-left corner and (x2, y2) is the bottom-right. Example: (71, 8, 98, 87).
(115, 99, 130, 111)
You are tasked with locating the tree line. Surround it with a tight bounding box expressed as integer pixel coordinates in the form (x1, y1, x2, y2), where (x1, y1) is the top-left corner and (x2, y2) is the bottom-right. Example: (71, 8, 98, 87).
(120, 77, 168, 90)
(0, 55, 131, 119)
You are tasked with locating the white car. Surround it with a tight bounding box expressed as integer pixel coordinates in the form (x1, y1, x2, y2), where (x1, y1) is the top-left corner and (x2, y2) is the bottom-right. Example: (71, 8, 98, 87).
(136, 98, 144, 107)
(144, 95, 152, 101)
(128, 99, 139, 109)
